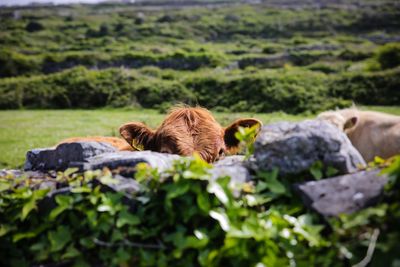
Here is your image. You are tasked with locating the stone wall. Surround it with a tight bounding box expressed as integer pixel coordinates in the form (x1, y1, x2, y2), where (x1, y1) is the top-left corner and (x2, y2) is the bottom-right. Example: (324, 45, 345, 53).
(3, 119, 389, 217)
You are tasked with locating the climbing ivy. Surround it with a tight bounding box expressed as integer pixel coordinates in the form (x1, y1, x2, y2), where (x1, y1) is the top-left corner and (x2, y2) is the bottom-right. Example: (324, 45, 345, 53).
(0, 155, 399, 266)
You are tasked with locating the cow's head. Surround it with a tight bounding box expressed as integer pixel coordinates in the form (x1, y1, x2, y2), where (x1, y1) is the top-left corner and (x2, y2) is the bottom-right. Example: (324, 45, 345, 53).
(119, 107, 262, 162)
(317, 110, 358, 133)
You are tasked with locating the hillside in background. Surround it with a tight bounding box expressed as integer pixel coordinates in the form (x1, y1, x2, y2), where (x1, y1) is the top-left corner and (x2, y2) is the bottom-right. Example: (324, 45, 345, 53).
(0, 0, 399, 113)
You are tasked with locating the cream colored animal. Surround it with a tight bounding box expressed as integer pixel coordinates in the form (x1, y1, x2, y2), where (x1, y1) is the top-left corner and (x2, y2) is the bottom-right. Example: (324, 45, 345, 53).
(318, 109, 400, 162)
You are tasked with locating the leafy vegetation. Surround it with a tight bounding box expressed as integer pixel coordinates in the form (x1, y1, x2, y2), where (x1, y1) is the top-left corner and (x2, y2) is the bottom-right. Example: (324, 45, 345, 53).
(0, 149, 399, 266)
(0, 66, 355, 112)
(375, 43, 400, 70)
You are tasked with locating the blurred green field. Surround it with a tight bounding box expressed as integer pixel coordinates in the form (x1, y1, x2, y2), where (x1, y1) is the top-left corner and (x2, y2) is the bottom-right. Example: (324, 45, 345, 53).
(0, 108, 302, 168)
(1, 106, 399, 169)
(1, 2, 399, 114)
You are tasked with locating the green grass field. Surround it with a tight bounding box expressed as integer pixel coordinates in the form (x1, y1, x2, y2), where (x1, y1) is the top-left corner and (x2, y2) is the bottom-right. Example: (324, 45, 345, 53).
(1, 106, 399, 169)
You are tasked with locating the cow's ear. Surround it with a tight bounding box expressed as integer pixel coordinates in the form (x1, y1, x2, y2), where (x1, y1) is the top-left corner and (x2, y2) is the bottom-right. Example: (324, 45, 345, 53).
(224, 118, 263, 150)
(344, 116, 358, 131)
(119, 122, 155, 150)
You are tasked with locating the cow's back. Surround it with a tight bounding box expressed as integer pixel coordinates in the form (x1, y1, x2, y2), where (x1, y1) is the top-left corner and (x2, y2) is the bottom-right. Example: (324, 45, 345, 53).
(347, 111, 400, 161)
(58, 136, 133, 151)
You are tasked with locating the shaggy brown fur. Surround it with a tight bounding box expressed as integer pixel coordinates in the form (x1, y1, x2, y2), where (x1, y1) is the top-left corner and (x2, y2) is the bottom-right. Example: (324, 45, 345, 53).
(120, 106, 262, 162)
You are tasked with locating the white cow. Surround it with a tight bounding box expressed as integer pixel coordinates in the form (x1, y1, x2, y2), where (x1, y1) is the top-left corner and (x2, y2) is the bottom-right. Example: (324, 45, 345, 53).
(318, 109, 400, 162)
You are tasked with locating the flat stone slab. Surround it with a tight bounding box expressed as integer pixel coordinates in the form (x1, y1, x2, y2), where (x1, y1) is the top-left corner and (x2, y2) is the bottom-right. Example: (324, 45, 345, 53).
(253, 120, 366, 175)
(23, 141, 251, 182)
(25, 142, 117, 171)
(71, 151, 181, 174)
(24, 142, 181, 175)
(210, 165, 250, 182)
(294, 169, 388, 217)
(214, 155, 246, 167)
(211, 155, 250, 183)
(0, 169, 23, 178)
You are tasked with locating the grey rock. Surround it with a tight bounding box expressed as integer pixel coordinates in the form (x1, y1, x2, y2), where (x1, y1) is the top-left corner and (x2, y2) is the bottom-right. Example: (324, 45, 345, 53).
(1, 169, 57, 191)
(214, 155, 246, 167)
(253, 120, 366, 175)
(72, 151, 181, 174)
(209, 164, 251, 184)
(97, 177, 139, 210)
(0, 169, 23, 178)
(108, 175, 141, 195)
(24, 142, 117, 171)
(210, 156, 251, 198)
(97, 175, 141, 201)
(294, 169, 388, 217)
(211, 155, 250, 184)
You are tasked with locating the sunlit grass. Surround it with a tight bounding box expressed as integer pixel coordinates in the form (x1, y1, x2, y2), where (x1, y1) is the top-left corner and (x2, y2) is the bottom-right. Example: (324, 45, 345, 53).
(0, 106, 398, 168)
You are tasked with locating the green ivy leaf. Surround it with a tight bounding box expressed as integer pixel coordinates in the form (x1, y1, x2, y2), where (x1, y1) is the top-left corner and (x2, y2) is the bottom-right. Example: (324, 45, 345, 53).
(62, 244, 80, 259)
(63, 167, 79, 177)
(116, 210, 140, 228)
(49, 195, 74, 220)
(21, 189, 49, 221)
(21, 198, 36, 221)
(79, 237, 95, 249)
(13, 223, 49, 242)
(0, 181, 11, 192)
(310, 161, 323, 180)
(196, 192, 211, 212)
(97, 204, 112, 212)
(13, 231, 37, 242)
(234, 124, 260, 158)
(258, 169, 287, 195)
(326, 166, 339, 177)
(166, 182, 190, 199)
(183, 235, 209, 249)
(209, 210, 230, 231)
(207, 182, 229, 205)
(97, 193, 123, 215)
(70, 186, 92, 193)
(49, 205, 68, 221)
(48, 226, 71, 252)
(0, 224, 15, 237)
(99, 174, 119, 186)
(115, 247, 130, 265)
